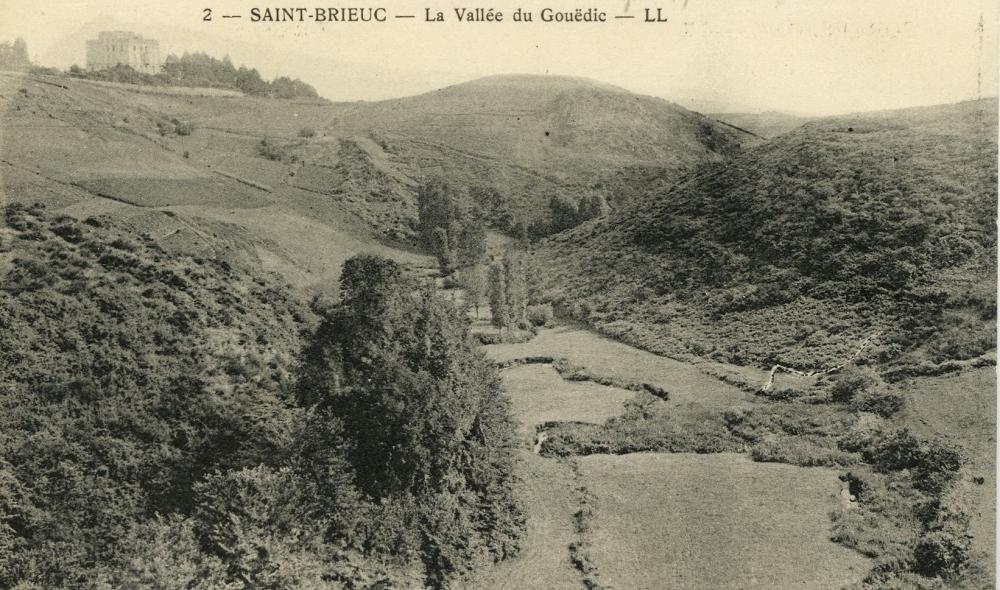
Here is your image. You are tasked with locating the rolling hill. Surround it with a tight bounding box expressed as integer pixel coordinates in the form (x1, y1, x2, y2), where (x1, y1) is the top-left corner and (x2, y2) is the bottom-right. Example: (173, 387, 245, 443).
(327, 75, 759, 220)
(534, 98, 998, 373)
(0, 71, 757, 287)
(336, 75, 756, 178)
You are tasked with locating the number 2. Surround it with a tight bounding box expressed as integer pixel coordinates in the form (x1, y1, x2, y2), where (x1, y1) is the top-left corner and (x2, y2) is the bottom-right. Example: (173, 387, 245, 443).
(203, 8, 212, 21)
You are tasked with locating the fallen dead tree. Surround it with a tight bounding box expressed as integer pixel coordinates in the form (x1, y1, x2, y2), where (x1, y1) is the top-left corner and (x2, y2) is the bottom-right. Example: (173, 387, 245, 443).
(760, 332, 881, 392)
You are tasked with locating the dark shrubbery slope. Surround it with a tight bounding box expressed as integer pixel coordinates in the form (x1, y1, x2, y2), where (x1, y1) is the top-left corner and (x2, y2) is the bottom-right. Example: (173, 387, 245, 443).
(0, 203, 313, 586)
(537, 99, 997, 370)
(0, 205, 521, 588)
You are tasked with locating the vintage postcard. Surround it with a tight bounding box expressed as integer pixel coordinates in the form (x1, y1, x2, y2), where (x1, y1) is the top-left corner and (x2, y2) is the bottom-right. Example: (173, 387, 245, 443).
(0, 1, 996, 588)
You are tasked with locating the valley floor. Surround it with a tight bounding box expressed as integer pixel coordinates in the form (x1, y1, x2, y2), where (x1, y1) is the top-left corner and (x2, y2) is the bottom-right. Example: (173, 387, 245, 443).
(462, 321, 872, 590)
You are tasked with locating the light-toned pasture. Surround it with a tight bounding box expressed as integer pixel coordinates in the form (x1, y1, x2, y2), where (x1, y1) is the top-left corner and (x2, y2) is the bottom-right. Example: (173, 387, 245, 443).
(502, 363, 636, 441)
(486, 323, 754, 410)
(577, 452, 872, 590)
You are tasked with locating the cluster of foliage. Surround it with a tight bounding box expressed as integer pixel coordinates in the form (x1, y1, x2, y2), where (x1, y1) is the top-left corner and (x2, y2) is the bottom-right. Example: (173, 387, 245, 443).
(156, 117, 195, 137)
(832, 423, 972, 587)
(296, 255, 524, 586)
(539, 193, 608, 235)
(533, 99, 998, 370)
(487, 251, 530, 333)
(0, 206, 521, 588)
(0, 38, 30, 72)
(67, 52, 321, 99)
(460, 183, 608, 244)
(416, 178, 488, 275)
(257, 137, 294, 162)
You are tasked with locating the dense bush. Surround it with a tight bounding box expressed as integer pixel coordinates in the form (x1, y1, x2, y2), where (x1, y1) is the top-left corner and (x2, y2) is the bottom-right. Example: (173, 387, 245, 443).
(296, 255, 525, 585)
(830, 365, 882, 402)
(866, 430, 962, 494)
(0, 209, 521, 588)
(851, 390, 906, 418)
(257, 138, 287, 162)
(527, 303, 554, 327)
(750, 438, 857, 467)
(173, 118, 195, 136)
(913, 525, 972, 578)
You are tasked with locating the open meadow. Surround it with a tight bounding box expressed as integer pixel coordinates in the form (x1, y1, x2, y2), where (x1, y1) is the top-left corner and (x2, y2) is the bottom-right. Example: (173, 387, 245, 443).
(577, 452, 872, 589)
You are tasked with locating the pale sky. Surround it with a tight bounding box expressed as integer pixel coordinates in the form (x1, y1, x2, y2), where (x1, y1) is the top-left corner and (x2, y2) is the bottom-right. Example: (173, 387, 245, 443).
(2, 0, 997, 114)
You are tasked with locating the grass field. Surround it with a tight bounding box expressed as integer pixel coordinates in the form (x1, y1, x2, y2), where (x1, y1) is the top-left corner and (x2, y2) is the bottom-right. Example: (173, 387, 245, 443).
(486, 324, 754, 410)
(461, 351, 642, 589)
(577, 452, 872, 589)
(470, 325, 876, 590)
(502, 363, 636, 442)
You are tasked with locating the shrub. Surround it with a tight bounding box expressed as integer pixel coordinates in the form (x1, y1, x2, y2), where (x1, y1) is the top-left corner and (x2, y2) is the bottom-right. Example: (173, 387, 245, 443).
(861, 429, 962, 493)
(750, 437, 858, 467)
(171, 118, 194, 136)
(527, 303, 554, 327)
(257, 139, 286, 161)
(298, 127, 316, 138)
(759, 387, 806, 402)
(913, 527, 971, 578)
(830, 365, 881, 402)
(852, 390, 906, 418)
(476, 328, 535, 345)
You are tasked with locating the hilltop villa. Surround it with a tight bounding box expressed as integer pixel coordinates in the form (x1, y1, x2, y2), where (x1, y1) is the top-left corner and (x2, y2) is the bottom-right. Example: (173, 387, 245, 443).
(86, 31, 161, 75)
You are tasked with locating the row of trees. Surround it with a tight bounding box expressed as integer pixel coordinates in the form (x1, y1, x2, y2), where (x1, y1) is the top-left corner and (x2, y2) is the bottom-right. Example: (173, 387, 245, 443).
(418, 178, 488, 275)
(67, 52, 320, 99)
(417, 179, 552, 334)
(162, 53, 319, 98)
(487, 252, 529, 332)
(420, 179, 610, 263)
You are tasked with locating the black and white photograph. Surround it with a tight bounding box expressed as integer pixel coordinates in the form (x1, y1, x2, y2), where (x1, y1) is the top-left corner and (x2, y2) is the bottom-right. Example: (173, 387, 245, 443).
(0, 1, 997, 588)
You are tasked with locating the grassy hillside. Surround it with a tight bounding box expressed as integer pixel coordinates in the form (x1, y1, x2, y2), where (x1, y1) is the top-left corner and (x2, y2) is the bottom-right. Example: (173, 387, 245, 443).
(535, 98, 997, 373)
(1, 71, 756, 272)
(338, 75, 755, 178)
(327, 75, 759, 226)
(709, 110, 814, 138)
(0, 71, 433, 292)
